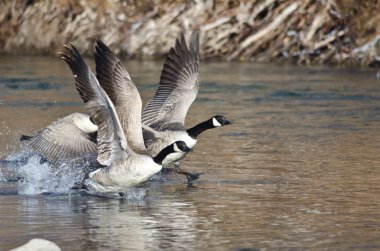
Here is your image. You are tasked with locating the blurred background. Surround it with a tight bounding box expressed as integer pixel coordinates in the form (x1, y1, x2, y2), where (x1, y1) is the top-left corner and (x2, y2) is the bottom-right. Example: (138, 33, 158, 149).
(1, 0, 380, 67)
(2, 1, 380, 250)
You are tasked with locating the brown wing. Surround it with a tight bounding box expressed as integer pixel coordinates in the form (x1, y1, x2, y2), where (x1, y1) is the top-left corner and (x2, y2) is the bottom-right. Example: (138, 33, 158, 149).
(28, 117, 97, 163)
(142, 31, 200, 131)
(95, 40, 146, 154)
(59, 44, 129, 166)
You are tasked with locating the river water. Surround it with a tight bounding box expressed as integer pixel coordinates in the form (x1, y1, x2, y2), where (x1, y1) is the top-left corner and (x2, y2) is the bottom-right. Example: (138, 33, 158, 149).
(0, 56, 380, 250)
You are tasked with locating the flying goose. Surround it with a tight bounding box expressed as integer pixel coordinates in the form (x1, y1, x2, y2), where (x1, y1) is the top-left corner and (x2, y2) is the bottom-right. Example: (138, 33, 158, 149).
(20, 32, 231, 182)
(58, 43, 192, 193)
(94, 34, 231, 182)
(140, 31, 232, 178)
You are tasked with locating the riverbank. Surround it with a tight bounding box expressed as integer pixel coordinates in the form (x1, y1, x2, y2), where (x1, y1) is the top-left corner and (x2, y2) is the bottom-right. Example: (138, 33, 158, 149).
(1, 0, 380, 67)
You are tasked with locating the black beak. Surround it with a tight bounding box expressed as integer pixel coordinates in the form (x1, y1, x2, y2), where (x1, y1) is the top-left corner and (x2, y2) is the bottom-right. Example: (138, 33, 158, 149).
(184, 147, 193, 152)
(224, 119, 232, 125)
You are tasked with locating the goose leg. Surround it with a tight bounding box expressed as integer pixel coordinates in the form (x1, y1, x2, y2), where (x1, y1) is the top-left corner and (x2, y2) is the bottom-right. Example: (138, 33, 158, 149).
(160, 162, 203, 182)
(174, 162, 204, 182)
(176, 169, 204, 183)
(160, 162, 181, 173)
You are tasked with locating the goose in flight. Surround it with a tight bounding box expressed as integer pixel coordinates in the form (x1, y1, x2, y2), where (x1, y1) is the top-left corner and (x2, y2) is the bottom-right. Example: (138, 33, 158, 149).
(140, 31, 232, 179)
(94, 33, 231, 182)
(58, 43, 191, 193)
(20, 32, 231, 182)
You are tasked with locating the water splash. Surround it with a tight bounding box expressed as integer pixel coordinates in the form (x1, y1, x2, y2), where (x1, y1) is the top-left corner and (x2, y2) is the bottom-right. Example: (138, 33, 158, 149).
(17, 155, 87, 195)
(123, 187, 147, 200)
(1, 151, 88, 195)
(1, 151, 151, 199)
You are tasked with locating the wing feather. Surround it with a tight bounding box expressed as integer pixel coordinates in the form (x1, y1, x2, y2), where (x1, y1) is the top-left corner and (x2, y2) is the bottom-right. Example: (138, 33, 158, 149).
(59, 44, 129, 166)
(142, 31, 200, 131)
(94, 40, 147, 154)
(28, 118, 97, 163)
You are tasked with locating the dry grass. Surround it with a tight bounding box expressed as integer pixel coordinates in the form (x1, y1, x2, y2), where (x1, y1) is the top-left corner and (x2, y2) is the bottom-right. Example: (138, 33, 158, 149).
(0, 0, 379, 66)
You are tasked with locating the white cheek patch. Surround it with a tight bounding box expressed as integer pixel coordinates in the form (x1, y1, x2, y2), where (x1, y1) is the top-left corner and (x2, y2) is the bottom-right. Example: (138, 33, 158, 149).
(76, 119, 98, 133)
(87, 119, 99, 132)
(212, 117, 222, 127)
(173, 143, 181, 152)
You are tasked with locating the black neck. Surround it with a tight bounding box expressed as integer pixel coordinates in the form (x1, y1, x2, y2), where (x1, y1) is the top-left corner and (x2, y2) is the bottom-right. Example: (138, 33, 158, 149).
(153, 144, 174, 165)
(187, 118, 215, 139)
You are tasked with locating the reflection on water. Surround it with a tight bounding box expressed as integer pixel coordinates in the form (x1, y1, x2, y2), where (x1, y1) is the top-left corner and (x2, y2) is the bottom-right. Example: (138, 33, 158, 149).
(1, 55, 380, 250)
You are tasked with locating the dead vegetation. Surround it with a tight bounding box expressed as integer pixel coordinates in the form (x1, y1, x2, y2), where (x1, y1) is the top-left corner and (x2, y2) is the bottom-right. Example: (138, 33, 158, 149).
(0, 0, 379, 67)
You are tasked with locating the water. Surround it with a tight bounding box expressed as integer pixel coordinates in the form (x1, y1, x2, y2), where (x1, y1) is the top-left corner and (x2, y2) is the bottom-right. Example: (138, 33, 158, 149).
(1, 55, 380, 250)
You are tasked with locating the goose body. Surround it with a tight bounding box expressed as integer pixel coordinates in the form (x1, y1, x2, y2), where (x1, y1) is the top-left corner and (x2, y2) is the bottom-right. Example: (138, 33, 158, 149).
(20, 31, 231, 182)
(58, 42, 191, 193)
(142, 115, 232, 167)
(144, 129, 197, 166)
(87, 154, 160, 192)
(94, 31, 231, 172)
(139, 32, 232, 169)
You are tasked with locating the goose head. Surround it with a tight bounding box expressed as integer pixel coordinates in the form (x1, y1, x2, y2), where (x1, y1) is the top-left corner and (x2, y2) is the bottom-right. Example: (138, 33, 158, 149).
(173, 141, 193, 153)
(186, 115, 232, 139)
(153, 141, 192, 165)
(70, 113, 98, 133)
(212, 115, 232, 127)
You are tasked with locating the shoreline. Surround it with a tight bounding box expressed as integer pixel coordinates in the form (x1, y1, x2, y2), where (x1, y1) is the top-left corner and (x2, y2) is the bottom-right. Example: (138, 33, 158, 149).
(1, 0, 380, 68)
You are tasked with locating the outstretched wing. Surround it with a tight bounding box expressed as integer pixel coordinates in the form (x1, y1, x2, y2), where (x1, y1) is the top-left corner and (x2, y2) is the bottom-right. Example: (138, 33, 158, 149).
(142, 31, 200, 131)
(95, 40, 146, 154)
(28, 115, 97, 163)
(59, 44, 129, 166)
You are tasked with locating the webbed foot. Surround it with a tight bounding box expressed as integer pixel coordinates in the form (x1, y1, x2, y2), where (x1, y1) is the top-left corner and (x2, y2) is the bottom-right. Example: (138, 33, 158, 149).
(162, 162, 203, 182)
(177, 170, 204, 183)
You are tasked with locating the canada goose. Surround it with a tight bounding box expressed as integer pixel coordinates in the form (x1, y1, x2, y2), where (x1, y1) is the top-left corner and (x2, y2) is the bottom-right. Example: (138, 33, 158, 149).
(94, 34, 231, 182)
(58, 43, 192, 193)
(142, 115, 232, 166)
(140, 31, 232, 178)
(20, 32, 231, 182)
